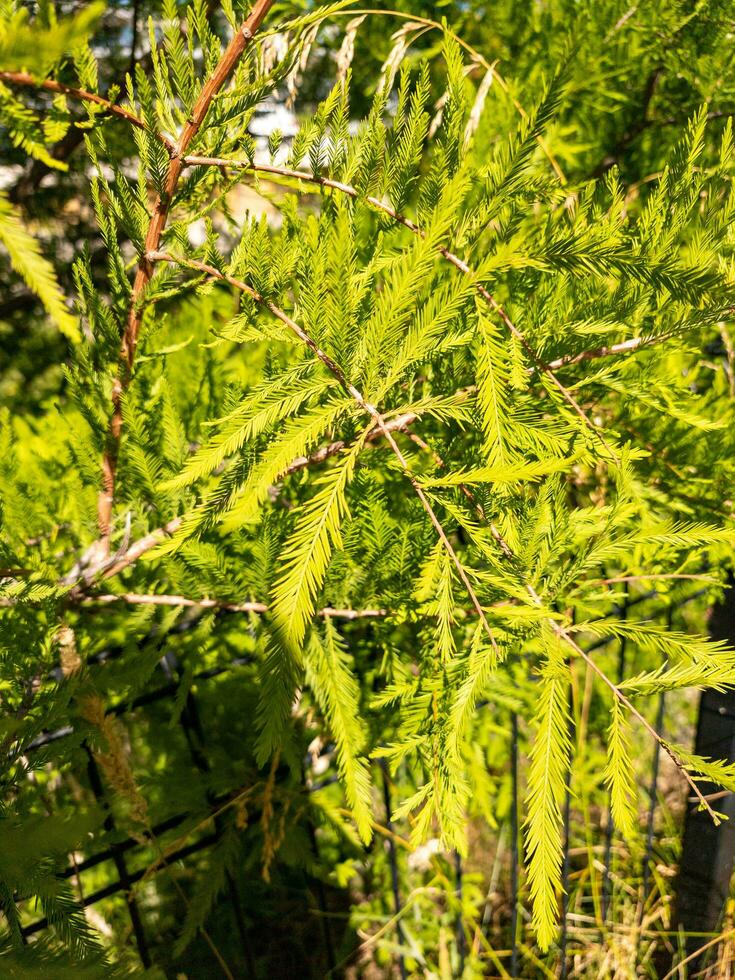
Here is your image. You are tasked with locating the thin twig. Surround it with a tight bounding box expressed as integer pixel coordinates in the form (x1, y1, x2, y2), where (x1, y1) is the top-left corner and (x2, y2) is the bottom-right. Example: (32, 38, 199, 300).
(0, 71, 170, 147)
(149, 250, 499, 652)
(407, 413, 721, 819)
(545, 334, 672, 370)
(82, 592, 386, 619)
(182, 155, 618, 459)
(596, 573, 713, 586)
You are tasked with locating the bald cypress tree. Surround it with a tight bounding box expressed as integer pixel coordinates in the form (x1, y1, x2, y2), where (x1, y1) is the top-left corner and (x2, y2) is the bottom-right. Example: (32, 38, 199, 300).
(2, 1, 735, 974)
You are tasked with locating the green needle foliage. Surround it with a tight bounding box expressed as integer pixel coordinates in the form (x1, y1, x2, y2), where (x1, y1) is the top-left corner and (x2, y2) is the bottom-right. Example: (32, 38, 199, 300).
(2, 0, 735, 973)
(0, 189, 78, 341)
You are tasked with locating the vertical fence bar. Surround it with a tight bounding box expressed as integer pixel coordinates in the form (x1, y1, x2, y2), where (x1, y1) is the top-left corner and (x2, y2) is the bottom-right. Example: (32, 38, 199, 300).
(380, 758, 407, 980)
(559, 687, 575, 980)
(601, 598, 628, 924)
(455, 850, 465, 973)
(640, 691, 665, 918)
(559, 776, 573, 980)
(510, 712, 520, 979)
(475, 825, 505, 956)
(306, 819, 337, 974)
(158, 652, 257, 980)
(639, 602, 670, 924)
(85, 748, 151, 968)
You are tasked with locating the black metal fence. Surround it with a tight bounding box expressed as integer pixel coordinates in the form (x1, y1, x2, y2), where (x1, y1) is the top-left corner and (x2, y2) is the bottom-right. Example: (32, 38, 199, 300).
(17, 583, 735, 976)
(21, 641, 343, 975)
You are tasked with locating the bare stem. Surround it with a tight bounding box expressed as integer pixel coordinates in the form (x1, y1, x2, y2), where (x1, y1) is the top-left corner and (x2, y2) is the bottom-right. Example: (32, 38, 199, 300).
(97, 0, 274, 551)
(82, 592, 386, 619)
(0, 71, 171, 147)
(545, 334, 671, 370)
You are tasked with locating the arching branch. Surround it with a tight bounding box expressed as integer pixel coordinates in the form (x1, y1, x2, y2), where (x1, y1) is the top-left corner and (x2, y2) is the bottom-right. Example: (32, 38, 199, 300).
(181, 154, 619, 460)
(0, 70, 168, 146)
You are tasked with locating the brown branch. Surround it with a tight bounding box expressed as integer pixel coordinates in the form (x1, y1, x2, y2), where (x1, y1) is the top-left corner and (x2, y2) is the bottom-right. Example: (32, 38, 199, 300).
(595, 573, 712, 586)
(74, 516, 184, 588)
(59, 404, 439, 592)
(97, 0, 274, 553)
(182, 155, 618, 459)
(544, 334, 667, 370)
(149, 250, 499, 653)
(0, 71, 170, 148)
(8, 45, 164, 204)
(81, 592, 386, 618)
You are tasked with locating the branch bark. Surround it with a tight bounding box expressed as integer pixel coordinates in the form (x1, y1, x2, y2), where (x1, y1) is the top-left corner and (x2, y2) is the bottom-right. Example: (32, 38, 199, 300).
(82, 593, 386, 619)
(97, 0, 274, 552)
(0, 71, 167, 146)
